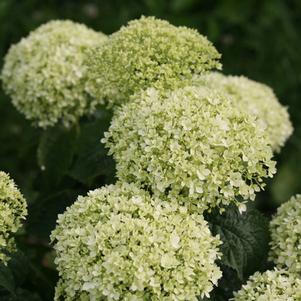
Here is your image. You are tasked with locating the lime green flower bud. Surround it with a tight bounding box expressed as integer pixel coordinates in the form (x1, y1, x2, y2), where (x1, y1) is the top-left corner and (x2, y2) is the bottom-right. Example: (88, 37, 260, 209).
(87, 16, 221, 107)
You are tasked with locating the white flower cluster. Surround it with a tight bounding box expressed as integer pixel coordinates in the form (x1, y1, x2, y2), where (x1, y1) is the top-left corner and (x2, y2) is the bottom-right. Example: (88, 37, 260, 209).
(51, 183, 222, 300)
(269, 194, 301, 274)
(232, 269, 301, 301)
(2, 20, 107, 128)
(103, 86, 276, 211)
(0, 171, 27, 264)
(197, 73, 293, 152)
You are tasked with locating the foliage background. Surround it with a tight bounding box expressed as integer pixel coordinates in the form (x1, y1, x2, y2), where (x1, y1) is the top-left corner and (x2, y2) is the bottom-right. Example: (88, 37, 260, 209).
(0, 0, 300, 300)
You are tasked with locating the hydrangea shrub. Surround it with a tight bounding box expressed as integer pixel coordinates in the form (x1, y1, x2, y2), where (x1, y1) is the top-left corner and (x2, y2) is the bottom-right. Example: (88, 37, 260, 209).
(0, 171, 27, 264)
(197, 73, 293, 152)
(269, 194, 301, 274)
(103, 86, 276, 211)
(86, 16, 221, 107)
(1, 20, 107, 128)
(51, 183, 222, 300)
(0, 15, 299, 301)
(232, 269, 301, 301)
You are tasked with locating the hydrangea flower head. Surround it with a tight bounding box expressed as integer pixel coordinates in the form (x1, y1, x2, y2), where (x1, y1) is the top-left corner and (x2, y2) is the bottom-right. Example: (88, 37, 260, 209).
(1, 20, 107, 128)
(269, 194, 301, 274)
(51, 182, 222, 300)
(232, 269, 301, 301)
(0, 171, 27, 264)
(87, 16, 221, 107)
(103, 86, 276, 212)
(197, 73, 293, 152)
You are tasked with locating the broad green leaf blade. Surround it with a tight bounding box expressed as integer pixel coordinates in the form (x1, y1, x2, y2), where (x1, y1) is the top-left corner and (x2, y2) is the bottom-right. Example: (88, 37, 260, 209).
(37, 124, 78, 185)
(27, 189, 81, 239)
(13, 289, 42, 301)
(206, 205, 270, 280)
(0, 263, 15, 294)
(270, 156, 301, 206)
(69, 111, 115, 186)
(7, 252, 29, 288)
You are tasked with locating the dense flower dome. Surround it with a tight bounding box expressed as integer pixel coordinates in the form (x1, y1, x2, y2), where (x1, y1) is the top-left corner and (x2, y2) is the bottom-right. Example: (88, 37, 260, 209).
(0, 171, 27, 264)
(86, 16, 221, 107)
(197, 73, 293, 152)
(232, 269, 301, 301)
(1, 20, 107, 128)
(269, 194, 301, 274)
(103, 86, 276, 212)
(51, 183, 222, 301)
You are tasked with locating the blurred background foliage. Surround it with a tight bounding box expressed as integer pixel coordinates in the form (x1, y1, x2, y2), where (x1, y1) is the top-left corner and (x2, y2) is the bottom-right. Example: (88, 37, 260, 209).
(0, 0, 300, 300)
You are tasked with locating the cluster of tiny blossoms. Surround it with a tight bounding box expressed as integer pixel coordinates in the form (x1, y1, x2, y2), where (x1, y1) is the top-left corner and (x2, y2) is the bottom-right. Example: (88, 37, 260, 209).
(269, 194, 301, 274)
(103, 86, 276, 212)
(51, 183, 222, 301)
(232, 269, 301, 301)
(86, 16, 221, 107)
(4, 15, 295, 300)
(197, 73, 293, 152)
(1, 20, 107, 128)
(0, 171, 27, 264)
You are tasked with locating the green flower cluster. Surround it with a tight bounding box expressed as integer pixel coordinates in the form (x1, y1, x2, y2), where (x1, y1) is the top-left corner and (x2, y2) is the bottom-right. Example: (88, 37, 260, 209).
(103, 86, 276, 211)
(0, 171, 27, 264)
(197, 73, 293, 152)
(1, 20, 107, 128)
(232, 269, 301, 301)
(86, 16, 221, 107)
(51, 183, 222, 301)
(269, 194, 301, 274)
(13, 16, 292, 299)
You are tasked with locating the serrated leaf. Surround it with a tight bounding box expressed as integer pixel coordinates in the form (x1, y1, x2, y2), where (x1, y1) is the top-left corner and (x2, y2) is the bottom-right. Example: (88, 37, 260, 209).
(37, 125, 78, 185)
(69, 111, 115, 186)
(206, 205, 270, 280)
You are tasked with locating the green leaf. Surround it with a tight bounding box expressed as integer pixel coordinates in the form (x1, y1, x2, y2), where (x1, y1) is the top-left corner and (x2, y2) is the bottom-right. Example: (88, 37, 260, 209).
(171, 0, 199, 12)
(7, 252, 29, 288)
(12, 289, 42, 301)
(27, 189, 81, 239)
(205, 205, 270, 280)
(0, 263, 15, 294)
(270, 156, 301, 206)
(37, 124, 78, 185)
(69, 111, 115, 186)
